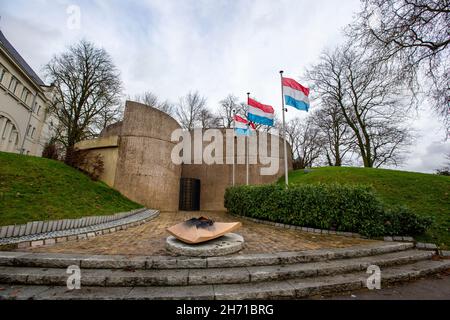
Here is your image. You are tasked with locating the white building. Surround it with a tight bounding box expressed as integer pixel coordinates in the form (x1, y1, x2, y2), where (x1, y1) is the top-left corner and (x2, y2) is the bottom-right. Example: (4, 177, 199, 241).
(0, 30, 58, 156)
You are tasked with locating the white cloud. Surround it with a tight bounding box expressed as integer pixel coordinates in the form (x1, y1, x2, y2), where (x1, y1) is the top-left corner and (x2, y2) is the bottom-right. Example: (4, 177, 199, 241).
(1, 0, 447, 173)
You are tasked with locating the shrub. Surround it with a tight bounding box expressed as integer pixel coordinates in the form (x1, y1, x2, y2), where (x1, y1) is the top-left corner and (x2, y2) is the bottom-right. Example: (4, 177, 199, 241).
(42, 139, 60, 160)
(65, 148, 104, 181)
(224, 184, 431, 237)
(382, 206, 433, 236)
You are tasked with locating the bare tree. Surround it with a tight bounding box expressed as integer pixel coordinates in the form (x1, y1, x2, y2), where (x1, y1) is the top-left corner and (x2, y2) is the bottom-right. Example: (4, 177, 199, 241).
(92, 104, 123, 133)
(175, 91, 207, 130)
(218, 94, 239, 128)
(311, 101, 353, 166)
(348, 0, 450, 125)
(306, 46, 412, 168)
(199, 108, 221, 129)
(45, 40, 122, 162)
(133, 91, 174, 116)
(285, 117, 324, 169)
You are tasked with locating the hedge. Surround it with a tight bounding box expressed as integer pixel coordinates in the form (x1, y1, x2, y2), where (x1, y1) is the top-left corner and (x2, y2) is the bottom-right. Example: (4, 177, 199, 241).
(224, 184, 432, 237)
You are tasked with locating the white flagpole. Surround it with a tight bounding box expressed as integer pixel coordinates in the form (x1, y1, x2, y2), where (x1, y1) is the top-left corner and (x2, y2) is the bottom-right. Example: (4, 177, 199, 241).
(246, 92, 250, 186)
(232, 109, 236, 186)
(280, 71, 289, 187)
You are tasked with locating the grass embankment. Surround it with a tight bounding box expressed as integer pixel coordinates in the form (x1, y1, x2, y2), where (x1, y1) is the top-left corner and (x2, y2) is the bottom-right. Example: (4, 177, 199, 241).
(0, 152, 143, 226)
(282, 167, 450, 248)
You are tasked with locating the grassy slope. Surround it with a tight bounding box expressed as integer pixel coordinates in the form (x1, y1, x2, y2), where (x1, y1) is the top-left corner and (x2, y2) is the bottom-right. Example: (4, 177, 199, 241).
(282, 167, 450, 248)
(0, 152, 143, 226)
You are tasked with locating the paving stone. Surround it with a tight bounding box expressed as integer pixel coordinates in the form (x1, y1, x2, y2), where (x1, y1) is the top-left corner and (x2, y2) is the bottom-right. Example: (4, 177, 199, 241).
(36, 222, 44, 234)
(0, 252, 29, 266)
(176, 258, 206, 269)
(188, 267, 250, 285)
(36, 286, 132, 300)
(105, 269, 189, 286)
(207, 254, 278, 268)
(0, 226, 7, 238)
(56, 237, 67, 243)
(14, 253, 83, 268)
(402, 236, 414, 242)
(149, 257, 180, 269)
(384, 236, 393, 241)
(41, 222, 49, 233)
(31, 222, 39, 235)
(44, 239, 56, 245)
(247, 264, 317, 282)
(288, 274, 364, 297)
(214, 280, 295, 300)
(10, 226, 19, 237)
(31, 240, 44, 247)
(24, 223, 32, 236)
(0, 285, 52, 300)
(441, 250, 450, 257)
(393, 236, 403, 241)
(17, 241, 31, 249)
(80, 255, 146, 269)
(77, 234, 87, 240)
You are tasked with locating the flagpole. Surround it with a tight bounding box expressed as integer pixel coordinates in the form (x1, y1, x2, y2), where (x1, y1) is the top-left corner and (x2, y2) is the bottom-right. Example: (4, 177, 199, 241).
(246, 92, 250, 186)
(280, 71, 289, 187)
(232, 109, 236, 186)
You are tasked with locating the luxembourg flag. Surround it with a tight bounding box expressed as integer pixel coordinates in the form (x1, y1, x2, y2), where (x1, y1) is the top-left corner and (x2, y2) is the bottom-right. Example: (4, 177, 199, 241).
(282, 77, 310, 111)
(247, 98, 274, 126)
(234, 114, 255, 136)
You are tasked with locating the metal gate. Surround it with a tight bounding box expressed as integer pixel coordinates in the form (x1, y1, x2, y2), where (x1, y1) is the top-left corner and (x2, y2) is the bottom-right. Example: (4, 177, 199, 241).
(178, 178, 201, 211)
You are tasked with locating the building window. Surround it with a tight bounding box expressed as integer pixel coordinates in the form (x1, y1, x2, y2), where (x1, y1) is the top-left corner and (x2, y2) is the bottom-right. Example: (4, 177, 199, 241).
(27, 124, 32, 136)
(21, 88, 30, 103)
(31, 127, 36, 138)
(36, 105, 41, 115)
(0, 67, 6, 84)
(8, 76, 16, 92)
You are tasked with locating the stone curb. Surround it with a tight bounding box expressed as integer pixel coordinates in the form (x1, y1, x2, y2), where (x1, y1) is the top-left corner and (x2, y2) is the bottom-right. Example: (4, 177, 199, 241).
(233, 214, 442, 250)
(0, 242, 415, 270)
(232, 214, 363, 238)
(1, 259, 449, 300)
(0, 209, 159, 249)
(0, 208, 148, 240)
(0, 250, 442, 288)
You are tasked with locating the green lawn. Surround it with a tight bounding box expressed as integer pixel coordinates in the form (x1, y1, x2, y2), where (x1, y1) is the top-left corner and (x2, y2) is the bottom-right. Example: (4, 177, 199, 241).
(0, 152, 143, 226)
(281, 167, 450, 248)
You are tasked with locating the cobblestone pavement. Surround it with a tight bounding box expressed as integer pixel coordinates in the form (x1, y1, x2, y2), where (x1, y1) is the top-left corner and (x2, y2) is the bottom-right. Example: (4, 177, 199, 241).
(23, 211, 378, 256)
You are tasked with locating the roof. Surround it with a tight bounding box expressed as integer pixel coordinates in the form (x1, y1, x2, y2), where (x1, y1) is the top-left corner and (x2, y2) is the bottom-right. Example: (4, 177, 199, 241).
(0, 30, 46, 87)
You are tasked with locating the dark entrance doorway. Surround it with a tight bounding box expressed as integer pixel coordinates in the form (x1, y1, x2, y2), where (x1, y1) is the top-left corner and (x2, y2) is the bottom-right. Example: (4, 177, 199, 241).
(179, 178, 201, 211)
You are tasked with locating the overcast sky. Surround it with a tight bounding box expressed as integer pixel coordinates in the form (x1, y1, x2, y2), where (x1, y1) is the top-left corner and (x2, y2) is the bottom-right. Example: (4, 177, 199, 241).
(1, 0, 448, 173)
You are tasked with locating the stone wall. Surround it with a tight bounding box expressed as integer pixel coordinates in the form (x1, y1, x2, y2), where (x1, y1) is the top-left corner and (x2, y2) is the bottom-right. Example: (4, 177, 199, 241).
(113, 101, 182, 211)
(75, 101, 293, 212)
(181, 129, 293, 211)
(76, 136, 119, 187)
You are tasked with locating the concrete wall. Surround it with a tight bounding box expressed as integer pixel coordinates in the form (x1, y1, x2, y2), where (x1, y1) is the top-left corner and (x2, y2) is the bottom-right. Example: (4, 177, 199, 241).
(181, 129, 293, 211)
(113, 101, 182, 211)
(75, 136, 119, 187)
(76, 101, 293, 212)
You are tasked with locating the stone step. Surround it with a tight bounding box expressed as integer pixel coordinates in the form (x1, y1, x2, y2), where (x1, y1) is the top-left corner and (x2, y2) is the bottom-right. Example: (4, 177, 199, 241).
(0, 249, 433, 287)
(0, 242, 414, 270)
(0, 259, 448, 300)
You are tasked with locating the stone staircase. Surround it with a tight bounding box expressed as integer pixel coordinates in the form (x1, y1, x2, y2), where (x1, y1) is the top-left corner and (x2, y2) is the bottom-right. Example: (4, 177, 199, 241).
(0, 242, 448, 300)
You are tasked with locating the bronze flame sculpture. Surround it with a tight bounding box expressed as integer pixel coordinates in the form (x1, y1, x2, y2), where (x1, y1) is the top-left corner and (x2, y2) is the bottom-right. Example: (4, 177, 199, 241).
(166, 216, 242, 244)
